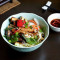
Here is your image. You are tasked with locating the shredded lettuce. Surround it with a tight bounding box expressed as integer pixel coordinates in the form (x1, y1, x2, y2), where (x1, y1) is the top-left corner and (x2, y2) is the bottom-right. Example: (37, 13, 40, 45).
(22, 34, 38, 45)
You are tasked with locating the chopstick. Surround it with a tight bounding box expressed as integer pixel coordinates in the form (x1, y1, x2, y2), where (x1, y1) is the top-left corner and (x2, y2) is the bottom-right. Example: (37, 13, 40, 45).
(45, 5, 60, 13)
(42, 1, 60, 13)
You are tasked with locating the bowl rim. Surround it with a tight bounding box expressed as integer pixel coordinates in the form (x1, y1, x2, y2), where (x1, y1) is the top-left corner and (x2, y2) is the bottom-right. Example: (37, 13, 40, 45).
(1, 12, 49, 48)
(47, 13, 60, 29)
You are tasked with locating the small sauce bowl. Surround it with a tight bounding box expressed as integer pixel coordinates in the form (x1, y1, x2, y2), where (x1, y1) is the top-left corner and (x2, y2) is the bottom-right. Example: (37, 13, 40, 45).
(47, 13, 60, 32)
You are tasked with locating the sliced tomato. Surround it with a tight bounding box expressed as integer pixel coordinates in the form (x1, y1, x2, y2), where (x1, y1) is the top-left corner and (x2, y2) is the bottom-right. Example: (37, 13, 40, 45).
(17, 20, 26, 27)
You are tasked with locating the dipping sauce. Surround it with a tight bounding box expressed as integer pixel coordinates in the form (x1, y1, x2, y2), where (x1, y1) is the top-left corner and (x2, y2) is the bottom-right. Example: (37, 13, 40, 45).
(50, 19, 60, 27)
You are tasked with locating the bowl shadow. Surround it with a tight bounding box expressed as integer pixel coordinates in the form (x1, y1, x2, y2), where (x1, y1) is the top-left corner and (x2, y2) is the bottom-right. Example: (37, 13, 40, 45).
(7, 46, 42, 60)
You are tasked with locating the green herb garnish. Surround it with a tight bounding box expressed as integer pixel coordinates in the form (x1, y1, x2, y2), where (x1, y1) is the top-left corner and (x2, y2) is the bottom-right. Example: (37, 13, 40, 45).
(22, 34, 37, 45)
(8, 40, 11, 43)
(26, 38, 37, 45)
(10, 35, 18, 43)
(24, 22, 29, 28)
(26, 22, 29, 25)
(15, 32, 19, 37)
(10, 38, 18, 43)
(4, 32, 19, 43)
(35, 36, 38, 40)
(5, 27, 13, 31)
(39, 29, 43, 32)
(25, 25, 28, 28)
(4, 35, 10, 40)
(30, 26, 32, 29)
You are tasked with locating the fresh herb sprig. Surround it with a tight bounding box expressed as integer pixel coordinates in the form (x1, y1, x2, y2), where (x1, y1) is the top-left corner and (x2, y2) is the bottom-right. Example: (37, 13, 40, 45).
(24, 22, 29, 28)
(4, 32, 19, 43)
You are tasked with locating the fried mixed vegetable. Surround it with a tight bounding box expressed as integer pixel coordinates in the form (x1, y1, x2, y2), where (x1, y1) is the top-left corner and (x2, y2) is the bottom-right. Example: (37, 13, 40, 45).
(4, 16, 44, 47)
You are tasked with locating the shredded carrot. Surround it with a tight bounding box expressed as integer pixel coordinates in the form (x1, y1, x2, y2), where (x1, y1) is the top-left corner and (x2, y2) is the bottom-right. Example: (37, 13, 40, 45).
(32, 25, 40, 30)
(38, 26, 40, 28)
(32, 25, 38, 30)
(29, 20, 37, 25)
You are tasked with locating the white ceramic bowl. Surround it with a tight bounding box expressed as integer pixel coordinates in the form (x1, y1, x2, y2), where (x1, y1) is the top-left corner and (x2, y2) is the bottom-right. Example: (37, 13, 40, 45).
(1, 13, 49, 52)
(47, 13, 60, 32)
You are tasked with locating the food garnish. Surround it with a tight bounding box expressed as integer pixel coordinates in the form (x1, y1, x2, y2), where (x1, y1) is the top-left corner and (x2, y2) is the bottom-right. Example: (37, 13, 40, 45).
(4, 16, 44, 47)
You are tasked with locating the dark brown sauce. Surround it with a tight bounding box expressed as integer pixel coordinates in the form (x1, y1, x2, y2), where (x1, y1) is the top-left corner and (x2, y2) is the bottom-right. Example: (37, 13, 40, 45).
(50, 19, 60, 28)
